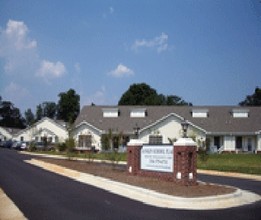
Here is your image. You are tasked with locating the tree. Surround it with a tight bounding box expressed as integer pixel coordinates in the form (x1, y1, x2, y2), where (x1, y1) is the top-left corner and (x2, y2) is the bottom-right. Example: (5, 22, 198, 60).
(57, 89, 80, 123)
(35, 102, 57, 122)
(24, 108, 35, 126)
(118, 83, 161, 105)
(118, 83, 191, 106)
(0, 97, 25, 128)
(36, 104, 43, 121)
(164, 95, 192, 106)
(239, 87, 261, 106)
(42, 102, 57, 119)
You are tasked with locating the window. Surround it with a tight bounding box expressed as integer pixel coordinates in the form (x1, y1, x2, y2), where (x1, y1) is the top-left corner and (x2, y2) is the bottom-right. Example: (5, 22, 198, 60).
(232, 109, 249, 118)
(149, 135, 163, 144)
(78, 135, 92, 148)
(102, 108, 119, 118)
(48, 137, 52, 143)
(191, 109, 209, 118)
(55, 136, 59, 143)
(130, 108, 147, 118)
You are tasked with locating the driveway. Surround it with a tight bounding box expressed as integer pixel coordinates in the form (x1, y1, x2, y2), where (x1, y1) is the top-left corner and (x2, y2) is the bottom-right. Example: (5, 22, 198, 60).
(0, 148, 260, 220)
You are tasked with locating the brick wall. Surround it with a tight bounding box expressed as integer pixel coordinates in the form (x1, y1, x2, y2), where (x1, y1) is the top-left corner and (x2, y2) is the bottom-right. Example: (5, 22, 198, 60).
(127, 141, 197, 186)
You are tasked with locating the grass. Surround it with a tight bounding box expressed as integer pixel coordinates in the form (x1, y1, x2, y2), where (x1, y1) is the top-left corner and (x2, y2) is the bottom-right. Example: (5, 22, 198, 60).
(28, 150, 261, 175)
(197, 154, 261, 175)
(29, 150, 127, 163)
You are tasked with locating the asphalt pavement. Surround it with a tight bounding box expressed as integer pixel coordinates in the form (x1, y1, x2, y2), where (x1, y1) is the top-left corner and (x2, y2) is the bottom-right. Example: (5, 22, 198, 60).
(1, 148, 261, 220)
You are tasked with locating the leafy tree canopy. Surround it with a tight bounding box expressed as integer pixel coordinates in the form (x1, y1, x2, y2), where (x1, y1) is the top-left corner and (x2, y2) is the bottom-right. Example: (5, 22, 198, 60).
(34, 102, 57, 122)
(239, 87, 261, 106)
(57, 89, 80, 123)
(24, 108, 35, 126)
(0, 96, 25, 128)
(118, 83, 192, 106)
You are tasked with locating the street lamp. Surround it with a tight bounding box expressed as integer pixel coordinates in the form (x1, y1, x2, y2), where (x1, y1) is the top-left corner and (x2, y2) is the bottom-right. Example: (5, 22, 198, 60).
(181, 120, 189, 138)
(133, 123, 140, 139)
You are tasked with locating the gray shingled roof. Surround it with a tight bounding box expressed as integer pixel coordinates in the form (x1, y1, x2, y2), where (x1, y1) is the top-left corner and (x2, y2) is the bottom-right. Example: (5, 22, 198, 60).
(74, 106, 261, 135)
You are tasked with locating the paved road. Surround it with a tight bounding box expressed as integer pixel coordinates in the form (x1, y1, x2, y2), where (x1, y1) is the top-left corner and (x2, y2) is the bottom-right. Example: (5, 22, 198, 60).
(0, 148, 260, 220)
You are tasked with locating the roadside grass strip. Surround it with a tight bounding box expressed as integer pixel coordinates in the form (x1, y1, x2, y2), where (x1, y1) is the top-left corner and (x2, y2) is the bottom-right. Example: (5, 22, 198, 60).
(25, 159, 261, 210)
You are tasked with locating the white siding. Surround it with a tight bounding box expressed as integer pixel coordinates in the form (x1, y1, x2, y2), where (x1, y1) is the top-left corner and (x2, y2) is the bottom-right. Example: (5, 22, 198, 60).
(0, 127, 13, 140)
(72, 123, 101, 151)
(224, 136, 235, 151)
(140, 115, 205, 145)
(14, 118, 68, 143)
(257, 134, 261, 151)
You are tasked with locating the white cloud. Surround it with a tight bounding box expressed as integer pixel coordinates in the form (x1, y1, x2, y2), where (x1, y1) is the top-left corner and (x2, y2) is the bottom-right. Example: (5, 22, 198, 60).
(74, 62, 81, 73)
(3, 82, 30, 105)
(36, 60, 66, 82)
(103, 6, 114, 18)
(132, 33, 169, 53)
(108, 64, 134, 78)
(109, 6, 114, 14)
(85, 86, 107, 105)
(4, 20, 37, 50)
(0, 20, 66, 84)
(0, 20, 38, 75)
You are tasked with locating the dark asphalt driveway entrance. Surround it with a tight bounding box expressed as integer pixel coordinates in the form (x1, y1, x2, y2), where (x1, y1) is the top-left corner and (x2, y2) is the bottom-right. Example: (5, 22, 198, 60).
(0, 148, 260, 220)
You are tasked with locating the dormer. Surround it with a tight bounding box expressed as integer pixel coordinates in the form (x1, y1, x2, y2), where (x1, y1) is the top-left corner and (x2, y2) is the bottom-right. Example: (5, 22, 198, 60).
(102, 108, 119, 118)
(232, 108, 249, 118)
(191, 108, 209, 118)
(130, 108, 147, 118)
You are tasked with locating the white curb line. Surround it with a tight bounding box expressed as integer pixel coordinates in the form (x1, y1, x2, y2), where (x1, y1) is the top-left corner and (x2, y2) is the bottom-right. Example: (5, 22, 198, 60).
(0, 188, 27, 220)
(25, 159, 261, 210)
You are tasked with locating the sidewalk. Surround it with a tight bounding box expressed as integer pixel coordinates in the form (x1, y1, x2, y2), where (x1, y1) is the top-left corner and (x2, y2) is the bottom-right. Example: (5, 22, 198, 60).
(0, 188, 27, 220)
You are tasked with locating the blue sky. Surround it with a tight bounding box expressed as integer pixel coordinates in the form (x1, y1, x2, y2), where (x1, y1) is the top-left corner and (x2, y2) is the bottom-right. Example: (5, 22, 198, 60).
(0, 0, 261, 113)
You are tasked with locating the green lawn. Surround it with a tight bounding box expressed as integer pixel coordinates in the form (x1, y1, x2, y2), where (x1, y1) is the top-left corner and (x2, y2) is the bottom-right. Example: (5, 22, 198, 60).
(29, 150, 261, 175)
(197, 154, 261, 175)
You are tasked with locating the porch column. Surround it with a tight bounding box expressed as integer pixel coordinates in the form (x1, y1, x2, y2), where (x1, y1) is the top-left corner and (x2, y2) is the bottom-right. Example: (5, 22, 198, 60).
(257, 134, 261, 154)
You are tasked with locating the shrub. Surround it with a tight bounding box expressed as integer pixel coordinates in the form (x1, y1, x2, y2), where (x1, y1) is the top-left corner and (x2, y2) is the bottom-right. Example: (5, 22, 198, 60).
(198, 147, 209, 163)
(56, 142, 67, 152)
(28, 142, 37, 152)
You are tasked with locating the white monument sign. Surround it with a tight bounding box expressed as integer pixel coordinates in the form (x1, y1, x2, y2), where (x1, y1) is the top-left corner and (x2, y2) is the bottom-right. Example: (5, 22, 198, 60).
(140, 145, 174, 172)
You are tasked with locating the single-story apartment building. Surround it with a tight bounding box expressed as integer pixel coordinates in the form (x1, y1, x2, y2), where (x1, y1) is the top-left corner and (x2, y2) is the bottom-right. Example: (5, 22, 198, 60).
(0, 127, 21, 142)
(72, 105, 261, 153)
(12, 117, 68, 144)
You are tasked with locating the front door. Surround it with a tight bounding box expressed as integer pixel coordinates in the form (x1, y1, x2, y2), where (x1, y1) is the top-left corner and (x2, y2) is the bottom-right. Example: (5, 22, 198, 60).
(214, 136, 221, 149)
(247, 138, 252, 152)
(236, 136, 242, 150)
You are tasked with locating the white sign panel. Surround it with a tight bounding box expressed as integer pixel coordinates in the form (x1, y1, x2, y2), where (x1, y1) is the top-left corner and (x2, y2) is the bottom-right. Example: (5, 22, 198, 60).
(140, 145, 174, 173)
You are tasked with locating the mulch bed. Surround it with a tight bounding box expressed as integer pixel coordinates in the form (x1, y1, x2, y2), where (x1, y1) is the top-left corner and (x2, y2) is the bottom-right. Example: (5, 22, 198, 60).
(37, 157, 235, 198)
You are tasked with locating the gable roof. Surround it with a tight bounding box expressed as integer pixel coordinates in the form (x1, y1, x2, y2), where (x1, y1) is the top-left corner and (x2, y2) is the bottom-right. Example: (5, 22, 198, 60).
(74, 106, 261, 135)
(0, 126, 22, 136)
(15, 117, 67, 137)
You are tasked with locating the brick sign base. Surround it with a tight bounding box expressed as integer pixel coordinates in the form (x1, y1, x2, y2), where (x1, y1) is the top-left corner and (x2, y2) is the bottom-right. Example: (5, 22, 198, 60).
(127, 139, 197, 186)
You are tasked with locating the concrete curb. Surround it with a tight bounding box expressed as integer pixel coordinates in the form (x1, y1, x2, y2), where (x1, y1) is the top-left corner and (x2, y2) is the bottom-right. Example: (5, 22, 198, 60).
(0, 188, 27, 220)
(25, 159, 261, 210)
(197, 169, 261, 181)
